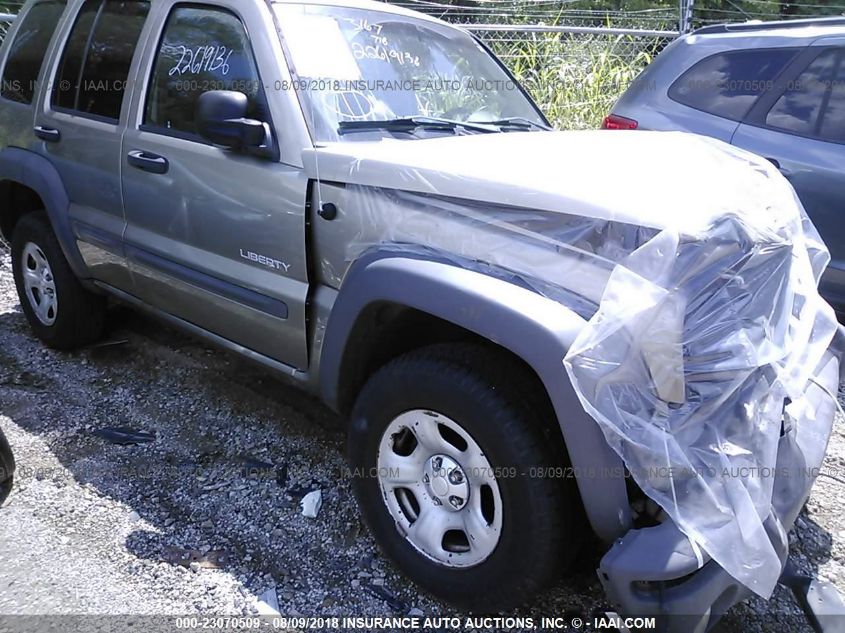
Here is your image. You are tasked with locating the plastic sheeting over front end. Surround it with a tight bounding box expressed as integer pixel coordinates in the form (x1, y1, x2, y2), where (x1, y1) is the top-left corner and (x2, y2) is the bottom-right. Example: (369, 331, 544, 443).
(308, 130, 841, 597)
(563, 198, 838, 597)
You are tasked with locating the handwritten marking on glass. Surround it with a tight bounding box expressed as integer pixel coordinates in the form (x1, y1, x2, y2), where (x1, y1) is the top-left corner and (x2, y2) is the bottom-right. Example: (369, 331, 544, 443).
(168, 45, 234, 77)
(350, 18, 382, 36)
(351, 37, 420, 67)
(347, 18, 420, 67)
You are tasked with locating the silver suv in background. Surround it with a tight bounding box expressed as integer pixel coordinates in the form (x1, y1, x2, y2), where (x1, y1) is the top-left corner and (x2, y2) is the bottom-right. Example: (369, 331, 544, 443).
(606, 18, 845, 308)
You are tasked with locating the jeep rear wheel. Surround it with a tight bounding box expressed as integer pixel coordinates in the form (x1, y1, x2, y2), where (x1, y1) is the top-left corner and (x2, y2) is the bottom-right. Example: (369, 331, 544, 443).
(348, 344, 582, 611)
(11, 213, 106, 350)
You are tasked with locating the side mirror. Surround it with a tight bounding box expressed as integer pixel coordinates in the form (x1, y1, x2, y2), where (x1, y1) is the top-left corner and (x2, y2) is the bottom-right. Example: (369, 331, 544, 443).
(196, 90, 268, 150)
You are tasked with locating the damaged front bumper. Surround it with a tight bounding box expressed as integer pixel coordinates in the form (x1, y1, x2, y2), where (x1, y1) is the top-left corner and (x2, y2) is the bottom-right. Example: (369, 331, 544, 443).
(598, 340, 844, 633)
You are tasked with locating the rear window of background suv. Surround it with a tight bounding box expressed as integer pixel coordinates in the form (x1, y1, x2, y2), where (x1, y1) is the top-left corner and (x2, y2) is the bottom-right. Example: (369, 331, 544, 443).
(668, 48, 800, 122)
(0, 0, 67, 105)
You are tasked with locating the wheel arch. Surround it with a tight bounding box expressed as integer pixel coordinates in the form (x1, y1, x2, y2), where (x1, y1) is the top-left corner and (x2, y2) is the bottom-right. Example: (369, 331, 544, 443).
(320, 251, 632, 541)
(0, 148, 88, 278)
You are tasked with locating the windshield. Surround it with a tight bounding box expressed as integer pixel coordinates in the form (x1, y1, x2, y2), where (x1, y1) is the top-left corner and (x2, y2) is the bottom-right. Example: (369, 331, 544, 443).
(274, 4, 545, 142)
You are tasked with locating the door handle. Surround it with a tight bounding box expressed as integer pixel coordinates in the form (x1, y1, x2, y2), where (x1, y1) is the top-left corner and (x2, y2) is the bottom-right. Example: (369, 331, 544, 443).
(765, 157, 791, 177)
(33, 126, 60, 142)
(127, 150, 169, 174)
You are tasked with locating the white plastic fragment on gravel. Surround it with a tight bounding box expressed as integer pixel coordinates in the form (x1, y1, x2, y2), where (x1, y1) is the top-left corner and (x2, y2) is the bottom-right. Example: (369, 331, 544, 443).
(301, 490, 323, 519)
(255, 587, 280, 615)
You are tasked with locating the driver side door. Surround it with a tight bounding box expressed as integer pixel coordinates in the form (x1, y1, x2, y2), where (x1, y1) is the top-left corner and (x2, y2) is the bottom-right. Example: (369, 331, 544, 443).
(120, 0, 310, 369)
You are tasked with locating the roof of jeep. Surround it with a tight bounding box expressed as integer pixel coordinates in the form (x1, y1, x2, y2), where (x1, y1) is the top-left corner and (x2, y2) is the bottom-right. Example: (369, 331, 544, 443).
(270, 0, 453, 28)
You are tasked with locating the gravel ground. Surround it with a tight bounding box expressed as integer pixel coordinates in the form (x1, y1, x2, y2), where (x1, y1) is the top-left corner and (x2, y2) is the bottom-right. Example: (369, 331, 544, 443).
(0, 241, 844, 631)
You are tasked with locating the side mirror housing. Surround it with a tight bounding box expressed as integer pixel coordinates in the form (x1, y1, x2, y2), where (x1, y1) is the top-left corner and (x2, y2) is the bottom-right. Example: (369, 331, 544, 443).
(196, 90, 269, 151)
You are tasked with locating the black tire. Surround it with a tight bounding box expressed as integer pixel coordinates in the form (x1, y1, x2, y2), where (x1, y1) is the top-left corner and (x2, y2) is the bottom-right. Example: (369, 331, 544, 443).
(0, 425, 13, 506)
(11, 212, 105, 350)
(348, 344, 583, 611)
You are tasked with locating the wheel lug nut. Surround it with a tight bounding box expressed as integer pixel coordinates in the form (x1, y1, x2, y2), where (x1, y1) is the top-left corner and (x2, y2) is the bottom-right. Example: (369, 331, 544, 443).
(448, 495, 463, 509)
(422, 473, 430, 484)
(432, 497, 442, 506)
(448, 469, 464, 485)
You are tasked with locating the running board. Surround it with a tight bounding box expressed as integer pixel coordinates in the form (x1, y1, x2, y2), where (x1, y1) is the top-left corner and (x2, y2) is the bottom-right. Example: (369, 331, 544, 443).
(94, 281, 308, 382)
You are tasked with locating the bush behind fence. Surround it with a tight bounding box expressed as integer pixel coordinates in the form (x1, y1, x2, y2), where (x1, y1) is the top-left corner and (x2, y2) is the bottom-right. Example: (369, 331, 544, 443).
(473, 26, 672, 128)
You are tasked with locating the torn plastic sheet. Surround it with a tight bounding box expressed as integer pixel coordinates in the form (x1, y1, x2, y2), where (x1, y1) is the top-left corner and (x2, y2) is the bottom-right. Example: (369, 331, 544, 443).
(310, 130, 841, 597)
(563, 210, 838, 597)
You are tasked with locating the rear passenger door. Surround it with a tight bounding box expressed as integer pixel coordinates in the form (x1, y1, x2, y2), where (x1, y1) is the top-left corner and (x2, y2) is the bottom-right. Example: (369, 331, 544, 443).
(733, 41, 845, 305)
(35, 0, 152, 290)
(120, 0, 310, 370)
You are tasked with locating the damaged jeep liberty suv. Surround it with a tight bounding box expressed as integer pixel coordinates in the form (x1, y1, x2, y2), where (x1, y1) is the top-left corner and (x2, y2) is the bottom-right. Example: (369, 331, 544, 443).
(0, 0, 843, 629)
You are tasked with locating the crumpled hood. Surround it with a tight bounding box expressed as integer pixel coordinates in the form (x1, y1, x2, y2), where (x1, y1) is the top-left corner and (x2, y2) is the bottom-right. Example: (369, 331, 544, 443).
(304, 129, 795, 236)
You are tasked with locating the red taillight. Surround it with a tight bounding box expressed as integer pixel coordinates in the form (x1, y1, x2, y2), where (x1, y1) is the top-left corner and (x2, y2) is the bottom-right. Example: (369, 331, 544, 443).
(601, 114, 638, 130)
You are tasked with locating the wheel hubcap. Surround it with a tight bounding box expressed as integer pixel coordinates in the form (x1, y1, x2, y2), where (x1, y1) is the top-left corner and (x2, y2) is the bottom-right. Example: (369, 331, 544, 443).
(21, 242, 58, 326)
(377, 410, 503, 568)
(423, 455, 469, 511)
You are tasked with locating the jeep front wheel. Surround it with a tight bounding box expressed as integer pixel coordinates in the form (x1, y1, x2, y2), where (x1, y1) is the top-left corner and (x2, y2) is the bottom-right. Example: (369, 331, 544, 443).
(348, 344, 581, 611)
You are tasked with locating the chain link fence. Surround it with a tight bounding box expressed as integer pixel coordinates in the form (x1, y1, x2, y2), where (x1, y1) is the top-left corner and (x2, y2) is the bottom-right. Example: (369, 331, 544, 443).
(471, 25, 674, 128)
(379, 0, 683, 129)
(0, 1, 842, 129)
(387, 0, 845, 129)
(386, 2, 681, 128)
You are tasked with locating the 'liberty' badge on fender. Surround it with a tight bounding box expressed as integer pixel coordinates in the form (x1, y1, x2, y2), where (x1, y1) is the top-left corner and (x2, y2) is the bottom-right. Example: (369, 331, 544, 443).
(239, 249, 291, 273)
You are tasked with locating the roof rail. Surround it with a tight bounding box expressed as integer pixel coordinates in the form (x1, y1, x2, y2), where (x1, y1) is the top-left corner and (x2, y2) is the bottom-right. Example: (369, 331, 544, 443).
(693, 16, 845, 36)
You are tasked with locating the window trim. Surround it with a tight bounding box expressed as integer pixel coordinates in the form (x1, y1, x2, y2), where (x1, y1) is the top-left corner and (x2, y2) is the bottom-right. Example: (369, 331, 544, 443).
(139, 1, 276, 153)
(70, 0, 105, 112)
(667, 46, 803, 123)
(47, 0, 150, 125)
(0, 0, 69, 107)
(742, 45, 845, 146)
(137, 121, 211, 145)
(51, 103, 120, 124)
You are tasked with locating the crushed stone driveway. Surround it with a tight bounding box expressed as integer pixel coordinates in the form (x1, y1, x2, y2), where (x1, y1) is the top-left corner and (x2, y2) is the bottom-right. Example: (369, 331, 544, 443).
(1, 243, 844, 632)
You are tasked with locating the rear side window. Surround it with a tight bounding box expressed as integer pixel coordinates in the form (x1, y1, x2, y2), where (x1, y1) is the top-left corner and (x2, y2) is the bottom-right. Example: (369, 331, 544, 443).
(766, 49, 845, 143)
(144, 6, 267, 137)
(820, 59, 845, 143)
(669, 49, 798, 121)
(52, 0, 150, 121)
(0, 0, 66, 104)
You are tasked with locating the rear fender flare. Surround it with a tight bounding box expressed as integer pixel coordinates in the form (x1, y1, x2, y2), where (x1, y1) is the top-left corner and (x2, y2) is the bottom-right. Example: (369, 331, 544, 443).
(0, 147, 88, 278)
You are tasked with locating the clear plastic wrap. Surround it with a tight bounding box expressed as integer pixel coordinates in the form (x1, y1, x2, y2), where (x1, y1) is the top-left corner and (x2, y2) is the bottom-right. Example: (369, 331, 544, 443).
(563, 201, 837, 597)
(308, 129, 840, 597)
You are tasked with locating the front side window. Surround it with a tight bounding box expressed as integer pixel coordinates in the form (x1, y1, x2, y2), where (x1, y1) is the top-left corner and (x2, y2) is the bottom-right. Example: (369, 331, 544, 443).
(668, 48, 798, 121)
(274, 4, 545, 142)
(52, 0, 150, 120)
(0, 0, 66, 104)
(766, 49, 845, 143)
(144, 6, 267, 137)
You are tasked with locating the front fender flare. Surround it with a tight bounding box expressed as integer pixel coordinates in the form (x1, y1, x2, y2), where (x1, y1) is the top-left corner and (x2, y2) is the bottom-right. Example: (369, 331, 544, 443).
(321, 252, 631, 541)
(0, 147, 88, 278)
